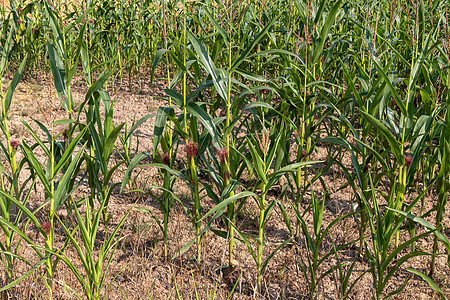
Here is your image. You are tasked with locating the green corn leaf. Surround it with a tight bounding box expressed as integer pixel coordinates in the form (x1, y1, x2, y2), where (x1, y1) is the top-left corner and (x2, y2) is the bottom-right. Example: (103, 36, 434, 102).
(153, 108, 170, 152)
(173, 226, 209, 260)
(104, 162, 125, 191)
(44, 2, 64, 55)
(231, 18, 276, 72)
(21, 142, 52, 197)
(20, 119, 51, 158)
(55, 212, 90, 277)
(342, 62, 364, 109)
(261, 238, 291, 274)
(85, 70, 113, 103)
(277, 200, 293, 236)
(312, 194, 325, 238)
(124, 114, 152, 144)
(54, 143, 87, 212)
(88, 121, 105, 173)
(229, 221, 257, 264)
(151, 48, 169, 86)
(168, 51, 188, 73)
(387, 208, 450, 254)
(53, 126, 87, 178)
(80, 45, 92, 86)
(0, 28, 13, 77)
(360, 110, 404, 165)
(312, 0, 342, 65)
(375, 34, 411, 68)
(153, 163, 185, 178)
(136, 207, 164, 232)
(243, 101, 297, 129)
(186, 102, 222, 149)
(164, 89, 184, 107)
(0, 189, 47, 239)
(234, 69, 269, 82)
(200, 191, 256, 222)
(383, 249, 431, 293)
(262, 199, 276, 225)
(265, 132, 281, 171)
(47, 37, 70, 110)
(370, 59, 407, 116)
(247, 136, 267, 184)
(0, 254, 50, 293)
(266, 161, 321, 190)
(406, 268, 445, 300)
(204, 9, 229, 44)
(249, 49, 304, 62)
(103, 206, 133, 253)
(4, 54, 27, 114)
(67, 23, 86, 85)
(187, 30, 228, 101)
(102, 91, 114, 138)
(407, 24, 438, 112)
(102, 123, 125, 166)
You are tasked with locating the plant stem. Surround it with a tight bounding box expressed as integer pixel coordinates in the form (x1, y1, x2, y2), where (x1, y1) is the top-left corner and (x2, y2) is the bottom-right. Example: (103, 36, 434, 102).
(189, 155, 201, 266)
(163, 170, 170, 261)
(257, 184, 266, 292)
(226, 24, 235, 269)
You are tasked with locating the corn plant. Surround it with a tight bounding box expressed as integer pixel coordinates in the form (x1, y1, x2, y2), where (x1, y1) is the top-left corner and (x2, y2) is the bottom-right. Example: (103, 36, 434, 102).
(42, 1, 85, 114)
(77, 55, 125, 224)
(428, 36, 450, 276)
(289, 191, 358, 299)
(362, 173, 439, 300)
(51, 198, 132, 300)
(0, 12, 35, 294)
(0, 34, 30, 286)
(0, 123, 87, 297)
(331, 244, 369, 300)
(121, 109, 182, 261)
(227, 118, 318, 291)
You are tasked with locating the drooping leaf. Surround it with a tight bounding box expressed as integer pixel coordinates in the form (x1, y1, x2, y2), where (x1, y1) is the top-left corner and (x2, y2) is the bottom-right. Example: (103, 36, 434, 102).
(360, 110, 404, 165)
(4, 54, 27, 114)
(188, 30, 228, 101)
(406, 268, 446, 300)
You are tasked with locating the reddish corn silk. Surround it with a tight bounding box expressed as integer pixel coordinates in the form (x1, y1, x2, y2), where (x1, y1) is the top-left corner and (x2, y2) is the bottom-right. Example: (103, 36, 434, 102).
(161, 152, 170, 166)
(41, 221, 51, 235)
(405, 154, 413, 167)
(185, 142, 198, 158)
(10, 140, 19, 150)
(217, 148, 229, 164)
